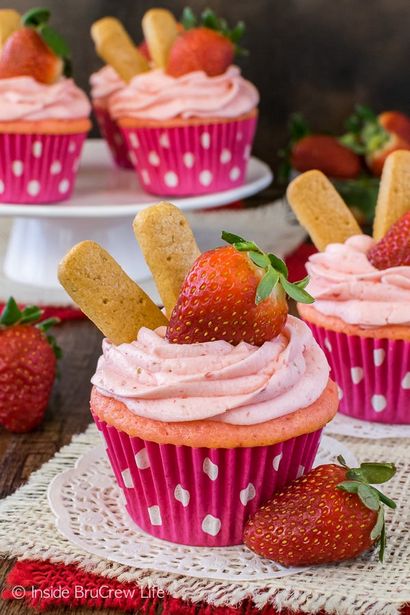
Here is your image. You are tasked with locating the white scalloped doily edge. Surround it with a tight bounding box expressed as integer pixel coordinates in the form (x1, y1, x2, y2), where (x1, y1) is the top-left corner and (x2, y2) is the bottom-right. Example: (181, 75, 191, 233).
(47, 435, 357, 582)
(325, 413, 410, 439)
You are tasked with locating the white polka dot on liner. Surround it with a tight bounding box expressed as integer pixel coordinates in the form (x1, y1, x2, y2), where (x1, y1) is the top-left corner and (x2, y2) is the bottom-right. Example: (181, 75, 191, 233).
(164, 171, 178, 187)
(371, 394, 387, 413)
(58, 179, 70, 194)
(239, 483, 256, 506)
(121, 468, 133, 488)
(68, 141, 76, 153)
(148, 505, 162, 526)
(350, 367, 364, 384)
(129, 133, 139, 148)
(50, 160, 62, 175)
(201, 514, 221, 536)
(243, 144, 251, 159)
(236, 132, 243, 141)
(337, 385, 343, 400)
(220, 149, 232, 164)
(32, 141, 43, 158)
(229, 166, 241, 181)
(174, 484, 190, 507)
(203, 457, 218, 480)
(402, 372, 410, 389)
(324, 338, 332, 352)
(140, 169, 150, 184)
(297, 465, 305, 478)
(183, 152, 195, 168)
(129, 150, 137, 165)
(0, 179, 4, 194)
(27, 180, 40, 196)
(199, 170, 213, 186)
(135, 448, 150, 469)
(200, 132, 211, 149)
(373, 348, 385, 367)
(159, 132, 170, 148)
(12, 161, 24, 177)
(272, 452, 283, 471)
(148, 151, 160, 166)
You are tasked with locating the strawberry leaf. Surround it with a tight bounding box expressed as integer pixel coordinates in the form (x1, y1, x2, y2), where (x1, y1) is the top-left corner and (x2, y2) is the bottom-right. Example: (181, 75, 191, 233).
(371, 506, 385, 541)
(256, 269, 279, 304)
(294, 275, 310, 290)
(357, 484, 380, 511)
(372, 487, 397, 510)
(337, 480, 360, 494)
(0, 297, 21, 326)
(181, 7, 198, 29)
(269, 254, 288, 277)
(221, 231, 246, 245)
(280, 277, 315, 303)
(38, 23, 70, 58)
(19, 305, 42, 324)
(249, 252, 270, 268)
(359, 462, 396, 484)
(22, 7, 51, 27)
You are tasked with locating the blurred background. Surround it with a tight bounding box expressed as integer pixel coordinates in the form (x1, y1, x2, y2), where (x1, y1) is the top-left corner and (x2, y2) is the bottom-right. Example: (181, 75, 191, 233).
(2, 0, 410, 172)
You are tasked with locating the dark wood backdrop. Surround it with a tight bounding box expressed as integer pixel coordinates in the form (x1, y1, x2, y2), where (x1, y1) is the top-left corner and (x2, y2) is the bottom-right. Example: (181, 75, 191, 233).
(2, 0, 410, 171)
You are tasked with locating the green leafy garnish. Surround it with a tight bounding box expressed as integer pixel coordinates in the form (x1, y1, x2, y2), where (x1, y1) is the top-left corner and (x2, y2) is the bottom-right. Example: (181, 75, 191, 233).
(336, 455, 397, 562)
(0, 297, 62, 360)
(181, 7, 247, 56)
(277, 113, 311, 183)
(339, 105, 389, 155)
(21, 7, 71, 75)
(221, 231, 314, 305)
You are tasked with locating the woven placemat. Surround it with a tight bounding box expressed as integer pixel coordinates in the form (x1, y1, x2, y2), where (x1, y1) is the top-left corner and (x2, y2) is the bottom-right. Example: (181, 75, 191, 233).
(0, 424, 409, 615)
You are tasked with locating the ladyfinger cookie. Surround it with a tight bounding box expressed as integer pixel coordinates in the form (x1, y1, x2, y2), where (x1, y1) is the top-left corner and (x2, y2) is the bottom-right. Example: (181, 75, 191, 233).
(373, 150, 410, 240)
(58, 241, 167, 345)
(91, 17, 149, 82)
(0, 10, 21, 51)
(133, 202, 200, 317)
(142, 8, 178, 68)
(286, 170, 362, 251)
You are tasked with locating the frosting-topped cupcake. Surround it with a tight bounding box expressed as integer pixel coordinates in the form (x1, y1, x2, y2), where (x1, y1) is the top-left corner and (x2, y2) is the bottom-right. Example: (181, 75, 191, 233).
(0, 8, 91, 203)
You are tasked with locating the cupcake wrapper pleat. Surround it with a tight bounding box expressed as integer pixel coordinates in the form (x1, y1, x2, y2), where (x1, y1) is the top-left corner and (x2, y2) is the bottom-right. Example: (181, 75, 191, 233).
(93, 104, 134, 169)
(93, 413, 322, 546)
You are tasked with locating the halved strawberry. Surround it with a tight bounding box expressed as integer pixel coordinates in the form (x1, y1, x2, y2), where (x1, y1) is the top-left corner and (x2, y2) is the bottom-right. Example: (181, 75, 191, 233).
(244, 456, 396, 566)
(367, 211, 410, 269)
(166, 8, 246, 77)
(166, 232, 313, 346)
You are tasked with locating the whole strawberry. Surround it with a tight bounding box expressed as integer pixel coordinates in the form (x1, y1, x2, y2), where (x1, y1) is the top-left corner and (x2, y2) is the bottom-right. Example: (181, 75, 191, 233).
(166, 8, 246, 77)
(0, 298, 61, 433)
(166, 232, 313, 346)
(367, 211, 410, 269)
(244, 456, 396, 566)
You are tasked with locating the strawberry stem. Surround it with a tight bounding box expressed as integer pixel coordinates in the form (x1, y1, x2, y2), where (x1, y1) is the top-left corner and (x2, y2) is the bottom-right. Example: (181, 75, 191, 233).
(181, 7, 248, 56)
(222, 231, 315, 305)
(339, 105, 389, 155)
(336, 455, 396, 562)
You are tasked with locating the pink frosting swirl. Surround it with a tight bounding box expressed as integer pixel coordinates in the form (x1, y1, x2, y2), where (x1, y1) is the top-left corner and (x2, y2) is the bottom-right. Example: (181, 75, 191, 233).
(109, 65, 259, 121)
(89, 65, 125, 101)
(0, 76, 91, 121)
(91, 315, 329, 425)
(306, 235, 410, 326)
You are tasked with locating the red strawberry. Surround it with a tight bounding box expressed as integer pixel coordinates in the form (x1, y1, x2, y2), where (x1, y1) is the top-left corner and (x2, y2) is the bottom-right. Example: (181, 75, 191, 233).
(0, 27, 63, 84)
(0, 298, 61, 433)
(166, 27, 234, 77)
(244, 457, 396, 566)
(341, 106, 410, 176)
(291, 135, 362, 179)
(166, 232, 313, 346)
(367, 211, 410, 269)
(138, 40, 151, 61)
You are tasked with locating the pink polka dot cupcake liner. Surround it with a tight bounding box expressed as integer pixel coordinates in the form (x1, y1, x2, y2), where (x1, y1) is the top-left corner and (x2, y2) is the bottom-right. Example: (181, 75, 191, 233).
(93, 104, 133, 170)
(121, 115, 257, 196)
(307, 323, 410, 424)
(93, 413, 322, 546)
(0, 131, 87, 204)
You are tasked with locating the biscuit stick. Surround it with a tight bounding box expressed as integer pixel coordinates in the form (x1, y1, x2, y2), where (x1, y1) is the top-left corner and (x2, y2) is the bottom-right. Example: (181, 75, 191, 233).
(0, 10, 21, 52)
(91, 17, 149, 82)
(142, 8, 178, 68)
(286, 170, 362, 251)
(373, 150, 410, 240)
(58, 241, 167, 345)
(133, 202, 200, 317)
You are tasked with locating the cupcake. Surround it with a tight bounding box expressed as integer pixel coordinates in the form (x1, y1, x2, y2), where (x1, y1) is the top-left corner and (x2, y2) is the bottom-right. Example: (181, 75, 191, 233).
(58, 203, 338, 547)
(287, 157, 410, 424)
(89, 65, 132, 169)
(108, 8, 259, 196)
(0, 8, 91, 204)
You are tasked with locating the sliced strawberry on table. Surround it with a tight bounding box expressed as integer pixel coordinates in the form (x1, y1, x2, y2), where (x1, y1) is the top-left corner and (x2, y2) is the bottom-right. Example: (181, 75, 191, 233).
(0, 7, 71, 84)
(166, 8, 246, 77)
(340, 105, 410, 176)
(0, 297, 61, 433)
(367, 211, 410, 269)
(166, 232, 313, 346)
(243, 456, 396, 566)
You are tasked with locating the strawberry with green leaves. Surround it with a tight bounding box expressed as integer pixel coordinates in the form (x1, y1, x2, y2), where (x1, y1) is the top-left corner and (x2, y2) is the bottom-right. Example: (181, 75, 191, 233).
(368, 211, 410, 269)
(0, 298, 61, 433)
(166, 232, 313, 346)
(243, 456, 396, 566)
(166, 8, 246, 78)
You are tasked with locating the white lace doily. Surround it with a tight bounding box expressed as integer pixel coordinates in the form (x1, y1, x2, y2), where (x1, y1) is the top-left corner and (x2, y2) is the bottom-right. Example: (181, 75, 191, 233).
(325, 413, 410, 439)
(47, 435, 357, 582)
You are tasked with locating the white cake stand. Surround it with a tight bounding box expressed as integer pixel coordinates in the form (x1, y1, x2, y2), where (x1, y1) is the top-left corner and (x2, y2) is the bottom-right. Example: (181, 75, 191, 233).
(0, 140, 272, 290)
